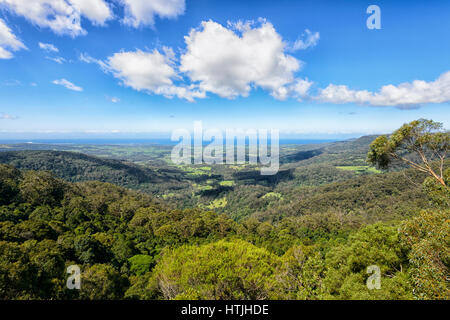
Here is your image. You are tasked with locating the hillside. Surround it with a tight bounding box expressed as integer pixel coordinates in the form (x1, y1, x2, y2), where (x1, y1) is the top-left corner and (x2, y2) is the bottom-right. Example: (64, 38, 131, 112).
(0, 163, 447, 300)
(0, 136, 437, 223)
(0, 150, 190, 193)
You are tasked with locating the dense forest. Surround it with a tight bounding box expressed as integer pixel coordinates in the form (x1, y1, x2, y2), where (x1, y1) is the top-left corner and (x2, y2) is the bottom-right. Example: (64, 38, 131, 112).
(0, 120, 448, 300)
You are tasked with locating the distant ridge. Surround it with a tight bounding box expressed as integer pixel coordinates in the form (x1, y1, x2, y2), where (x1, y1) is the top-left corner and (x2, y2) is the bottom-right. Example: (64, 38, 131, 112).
(0, 150, 187, 193)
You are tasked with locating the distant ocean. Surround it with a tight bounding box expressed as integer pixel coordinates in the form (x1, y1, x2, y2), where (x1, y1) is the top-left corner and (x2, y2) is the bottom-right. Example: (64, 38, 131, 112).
(0, 138, 340, 145)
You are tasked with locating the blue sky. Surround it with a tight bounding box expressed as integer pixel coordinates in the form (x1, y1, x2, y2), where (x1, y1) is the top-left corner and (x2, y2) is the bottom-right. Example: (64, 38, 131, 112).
(0, 0, 449, 139)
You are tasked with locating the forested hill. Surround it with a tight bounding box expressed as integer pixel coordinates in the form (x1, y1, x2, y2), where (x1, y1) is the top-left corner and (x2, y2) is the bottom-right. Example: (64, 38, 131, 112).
(279, 135, 376, 163)
(0, 163, 447, 300)
(0, 151, 188, 192)
(0, 137, 412, 220)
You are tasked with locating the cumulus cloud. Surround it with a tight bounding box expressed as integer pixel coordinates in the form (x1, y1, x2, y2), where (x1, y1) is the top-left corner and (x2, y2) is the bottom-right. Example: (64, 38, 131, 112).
(75, 16, 450, 108)
(69, 0, 113, 26)
(108, 49, 177, 91)
(267, 78, 313, 101)
(52, 78, 83, 91)
(81, 49, 205, 102)
(107, 49, 205, 101)
(121, 0, 185, 28)
(289, 78, 314, 101)
(0, 18, 26, 59)
(316, 71, 450, 108)
(180, 19, 302, 99)
(79, 20, 315, 101)
(289, 29, 320, 51)
(39, 42, 58, 52)
(0, 0, 112, 37)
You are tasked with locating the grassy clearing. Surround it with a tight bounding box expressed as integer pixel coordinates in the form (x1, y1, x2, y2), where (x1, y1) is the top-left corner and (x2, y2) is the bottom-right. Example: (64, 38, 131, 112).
(176, 165, 212, 176)
(196, 185, 214, 191)
(219, 180, 235, 187)
(336, 165, 381, 174)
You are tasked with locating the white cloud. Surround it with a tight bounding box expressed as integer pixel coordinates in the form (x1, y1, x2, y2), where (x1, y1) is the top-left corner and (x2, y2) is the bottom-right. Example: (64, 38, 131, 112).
(75, 17, 450, 108)
(69, 0, 112, 26)
(289, 29, 320, 51)
(52, 78, 83, 91)
(108, 49, 176, 91)
(108, 96, 120, 103)
(104, 49, 204, 101)
(0, 46, 12, 59)
(0, 18, 26, 59)
(289, 78, 313, 101)
(121, 0, 185, 28)
(79, 52, 109, 70)
(316, 71, 450, 108)
(180, 19, 302, 99)
(268, 78, 313, 101)
(39, 42, 58, 52)
(79, 20, 316, 101)
(46, 56, 66, 64)
(81, 50, 204, 101)
(0, 0, 112, 37)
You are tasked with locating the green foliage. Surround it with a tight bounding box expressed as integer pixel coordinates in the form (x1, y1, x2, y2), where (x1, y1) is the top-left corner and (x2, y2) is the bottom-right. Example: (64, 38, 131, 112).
(322, 223, 413, 300)
(150, 240, 281, 300)
(367, 119, 449, 187)
(260, 168, 431, 223)
(0, 164, 21, 205)
(367, 136, 394, 169)
(0, 123, 447, 301)
(0, 150, 190, 194)
(205, 196, 227, 209)
(423, 168, 450, 207)
(19, 171, 67, 207)
(128, 255, 155, 276)
(0, 163, 444, 300)
(400, 209, 450, 300)
(79, 264, 129, 300)
(276, 245, 326, 299)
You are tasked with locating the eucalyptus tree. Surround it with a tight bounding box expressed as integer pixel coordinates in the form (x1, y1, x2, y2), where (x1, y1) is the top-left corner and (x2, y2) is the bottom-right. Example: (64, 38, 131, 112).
(367, 119, 449, 187)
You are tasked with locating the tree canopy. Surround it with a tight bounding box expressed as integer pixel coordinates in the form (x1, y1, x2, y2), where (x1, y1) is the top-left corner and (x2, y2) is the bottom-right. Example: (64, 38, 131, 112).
(367, 119, 449, 186)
